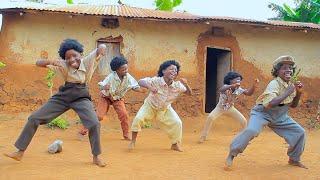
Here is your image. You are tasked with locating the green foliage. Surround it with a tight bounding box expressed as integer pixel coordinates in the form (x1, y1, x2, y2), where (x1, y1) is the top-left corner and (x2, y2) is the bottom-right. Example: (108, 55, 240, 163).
(268, 0, 320, 24)
(141, 120, 152, 128)
(154, 0, 182, 11)
(47, 117, 69, 129)
(291, 68, 301, 83)
(45, 69, 55, 89)
(67, 0, 74, 4)
(0, 62, 6, 69)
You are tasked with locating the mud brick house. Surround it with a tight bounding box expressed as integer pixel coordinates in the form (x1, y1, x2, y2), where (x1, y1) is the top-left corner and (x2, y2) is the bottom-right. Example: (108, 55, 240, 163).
(0, 4, 319, 120)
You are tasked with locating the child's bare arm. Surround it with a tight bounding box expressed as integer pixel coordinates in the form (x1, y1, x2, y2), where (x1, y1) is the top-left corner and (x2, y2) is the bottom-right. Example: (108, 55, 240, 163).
(219, 84, 239, 93)
(243, 79, 259, 96)
(36, 59, 62, 68)
(179, 78, 192, 96)
(266, 84, 295, 108)
(138, 79, 157, 93)
(132, 87, 147, 93)
(95, 44, 107, 61)
(290, 81, 303, 108)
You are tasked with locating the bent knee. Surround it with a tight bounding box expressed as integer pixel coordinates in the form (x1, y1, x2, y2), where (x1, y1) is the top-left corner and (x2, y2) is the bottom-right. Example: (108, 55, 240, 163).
(27, 115, 40, 125)
(90, 120, 101, 129)
(174, 119, 182, 128)
(244, 128, 260, 137)
(298, 127, 306, 138)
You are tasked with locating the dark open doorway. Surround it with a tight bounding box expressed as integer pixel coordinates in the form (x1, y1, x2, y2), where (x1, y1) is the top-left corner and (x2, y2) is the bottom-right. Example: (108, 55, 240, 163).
(205, 47, 231, 113)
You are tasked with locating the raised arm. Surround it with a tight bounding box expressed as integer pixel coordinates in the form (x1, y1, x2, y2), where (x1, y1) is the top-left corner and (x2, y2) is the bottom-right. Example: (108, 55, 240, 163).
(219, 83, 240, 93)
(132, 87, 147, 93)
(243, 79, 259, 96)
(96, 44, 107, 61)
(179, 78, 192, 96)
(290, 81, 303, 108)
(36, 59, 63, 68)
(138, 78, 158, 94)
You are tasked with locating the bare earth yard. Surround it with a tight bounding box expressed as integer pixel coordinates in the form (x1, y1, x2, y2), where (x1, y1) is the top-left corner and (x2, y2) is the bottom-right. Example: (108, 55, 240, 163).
(0, 113, 319, 179)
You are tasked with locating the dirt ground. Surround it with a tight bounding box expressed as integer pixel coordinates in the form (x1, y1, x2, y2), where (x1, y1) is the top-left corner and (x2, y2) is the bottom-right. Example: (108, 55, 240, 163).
(0, 112, 319, 180)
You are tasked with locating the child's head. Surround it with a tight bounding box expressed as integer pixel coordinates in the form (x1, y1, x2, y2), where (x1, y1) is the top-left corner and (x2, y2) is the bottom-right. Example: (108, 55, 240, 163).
(58, 39, 84, 69)
(271, 55, 296, 82)
(157, 60, 180, 80)
(223, 71, 243, 85)
(110, 56, 128, 77)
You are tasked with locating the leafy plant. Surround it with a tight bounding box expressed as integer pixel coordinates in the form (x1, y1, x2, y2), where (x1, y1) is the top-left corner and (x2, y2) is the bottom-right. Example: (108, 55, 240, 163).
(0, 62, 6, 69)
(67, 0, 73, 4)
(45, 69, 56, 96)
(141, 120, 152, 128)
(268, 0, 320, 24)
(47, 117, 70, 129)
(154, 0, 182, 11)
(291, 68, 301, 83)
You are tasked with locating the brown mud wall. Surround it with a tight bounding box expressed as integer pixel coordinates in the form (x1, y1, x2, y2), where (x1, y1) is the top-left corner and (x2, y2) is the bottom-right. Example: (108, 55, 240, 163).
(196, 30, 320, 125)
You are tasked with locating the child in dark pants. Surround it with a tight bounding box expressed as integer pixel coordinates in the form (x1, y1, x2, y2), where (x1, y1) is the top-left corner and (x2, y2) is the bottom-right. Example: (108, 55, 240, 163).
(4, 39, 107, 167)
(79, 56, 142, 140)
(225, 55, 307, 170)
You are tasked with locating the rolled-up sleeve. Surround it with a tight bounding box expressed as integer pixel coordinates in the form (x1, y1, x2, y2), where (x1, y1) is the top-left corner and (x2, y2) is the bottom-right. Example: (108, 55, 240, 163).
(83, 49, 98, 68)
(98, 74, 112, 90)
(46, 60, 67, 80)
(176, 81, 187, 93)
(128, 74, 140, 89)
(139, 77, 153, 87)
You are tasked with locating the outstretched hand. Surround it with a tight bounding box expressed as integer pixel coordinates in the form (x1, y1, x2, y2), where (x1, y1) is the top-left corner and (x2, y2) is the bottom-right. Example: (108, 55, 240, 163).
(294, 81, 303, 93)
(232, 82, 241, 89)
(50, 60, 64, 68)
(103, 84, 110, 91)
(97, 44, 107, 56)
(148, 86, 158, 94)
(179, 78, 189, 86)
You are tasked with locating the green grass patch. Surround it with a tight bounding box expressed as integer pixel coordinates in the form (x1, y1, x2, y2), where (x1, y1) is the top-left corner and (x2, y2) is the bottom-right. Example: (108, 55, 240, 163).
(0, 62, 6, 69)
(141, 120, 152, 129)
(47, 117, 69, 129)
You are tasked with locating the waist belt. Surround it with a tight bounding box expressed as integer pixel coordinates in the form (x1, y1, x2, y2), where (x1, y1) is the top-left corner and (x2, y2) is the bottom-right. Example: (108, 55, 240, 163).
(64, 82, 86, 87)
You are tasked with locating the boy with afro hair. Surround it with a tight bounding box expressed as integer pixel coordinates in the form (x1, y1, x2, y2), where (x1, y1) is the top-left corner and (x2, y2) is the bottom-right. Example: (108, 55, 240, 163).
(79, 56, 142, 140)
(128, 60, 192, 152)
(5, 39, 107, 167)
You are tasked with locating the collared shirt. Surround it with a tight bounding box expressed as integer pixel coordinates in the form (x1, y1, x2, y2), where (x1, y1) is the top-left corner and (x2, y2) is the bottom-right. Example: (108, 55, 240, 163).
(143, 76, 187, 110)
(47, 49, 100, 84)
(219, 87, 246, 110)
(256, 77, 296, 107)
(98, 72, 139, 100)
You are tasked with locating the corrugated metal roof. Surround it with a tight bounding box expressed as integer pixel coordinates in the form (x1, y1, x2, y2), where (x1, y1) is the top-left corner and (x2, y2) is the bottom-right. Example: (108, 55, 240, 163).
(0, 4, 201, 20)
(1, 4, 320, 30)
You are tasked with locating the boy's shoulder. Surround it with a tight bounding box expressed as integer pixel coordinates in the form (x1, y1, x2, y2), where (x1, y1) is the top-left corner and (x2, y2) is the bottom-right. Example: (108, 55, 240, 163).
(265, 78, 281, 90)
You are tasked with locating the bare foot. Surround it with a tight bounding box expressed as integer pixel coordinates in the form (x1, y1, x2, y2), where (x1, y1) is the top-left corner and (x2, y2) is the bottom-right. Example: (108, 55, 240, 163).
(4, 151, 24, 161)
(288, 159, 308, 169)
(198, 136, 206, 144)
(93, 156, 106, 167)
(171, 143, 183, 152)
(128, 141, 135, 150)
(224, 153, 234, 171)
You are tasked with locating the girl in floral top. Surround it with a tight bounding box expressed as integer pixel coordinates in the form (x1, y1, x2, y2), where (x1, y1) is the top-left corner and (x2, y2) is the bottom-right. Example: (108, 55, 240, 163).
(199, 71, 259, 143)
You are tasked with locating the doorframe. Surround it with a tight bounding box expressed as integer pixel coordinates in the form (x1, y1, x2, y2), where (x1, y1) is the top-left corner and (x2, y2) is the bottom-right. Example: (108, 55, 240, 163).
(203, 46, 233, 113)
